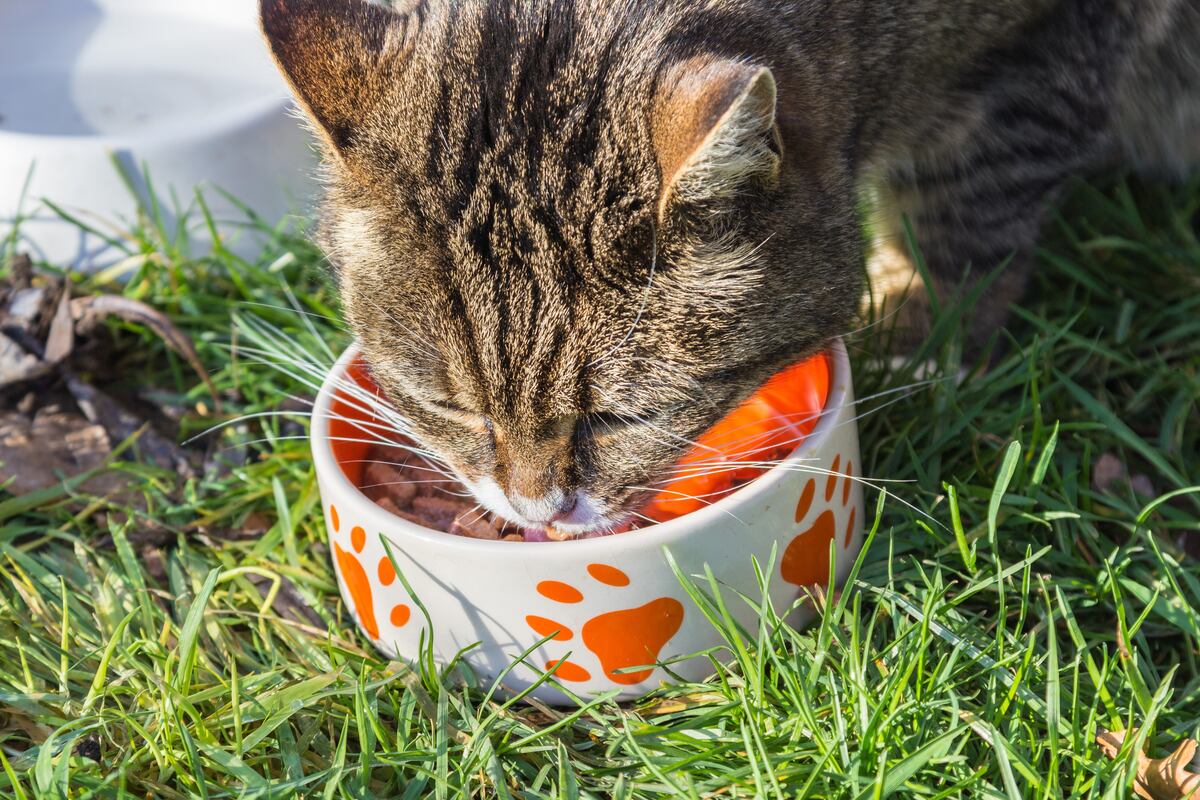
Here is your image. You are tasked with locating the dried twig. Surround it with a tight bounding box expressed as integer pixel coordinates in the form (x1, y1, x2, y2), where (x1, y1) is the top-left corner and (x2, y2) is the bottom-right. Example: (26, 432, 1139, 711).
(71, 294, 222, 411)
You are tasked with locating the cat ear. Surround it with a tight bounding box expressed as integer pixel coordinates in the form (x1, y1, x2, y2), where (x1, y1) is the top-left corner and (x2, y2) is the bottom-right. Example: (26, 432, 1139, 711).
(260, 0, 411, 154)
(652, 60, 781, 220)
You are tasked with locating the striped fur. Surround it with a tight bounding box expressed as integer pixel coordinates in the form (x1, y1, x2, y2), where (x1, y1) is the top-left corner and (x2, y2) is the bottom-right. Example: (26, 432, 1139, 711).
(262, 0, 1198, 532)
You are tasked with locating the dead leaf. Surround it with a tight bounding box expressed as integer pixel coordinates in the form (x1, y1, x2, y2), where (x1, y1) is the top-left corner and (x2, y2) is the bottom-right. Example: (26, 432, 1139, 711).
(801, 583, 843, 616)
(0, 707, 54, 743)
(92, 516, 176, 549)
(0, 406, 125, 496)
(189, 510, 273, 542)
(640, 692, 727, 715)
(72, 736, 102, 764)
(1116, 622, 1133, 662)
(6, 285, 52, 328)
(8, 253, 33, 290)
(1093, 452, 1127, 494)
(65, 374, 194, 477)
(0, 331, 53, 387)
(71, 294, 221, 412)
(1131, 473, 1156, 499)
(1097, 728, 1200, 800)
(239, 511, 273, 537)
(141, 545, 168, 586)
(1093, 453, 1158, 502)
(42, 286, 74, 364)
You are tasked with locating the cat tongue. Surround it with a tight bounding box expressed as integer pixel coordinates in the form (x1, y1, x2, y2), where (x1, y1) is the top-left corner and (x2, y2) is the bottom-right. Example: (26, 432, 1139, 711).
(520, 525, 614, 541)
(521, 527, 551, 542)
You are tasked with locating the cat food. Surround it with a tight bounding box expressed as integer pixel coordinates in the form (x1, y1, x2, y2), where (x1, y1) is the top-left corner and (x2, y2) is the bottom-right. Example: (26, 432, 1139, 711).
(357, 444, 525, 541)
(354, 353, 830, 539)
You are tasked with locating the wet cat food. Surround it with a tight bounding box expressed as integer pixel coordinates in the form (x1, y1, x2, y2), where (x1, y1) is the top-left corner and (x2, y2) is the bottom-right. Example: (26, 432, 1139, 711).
(357, 441, 525, 540)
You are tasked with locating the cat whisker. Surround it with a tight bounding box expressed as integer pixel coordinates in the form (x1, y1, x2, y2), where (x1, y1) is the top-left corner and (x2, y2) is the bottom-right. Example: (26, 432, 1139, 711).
(362, 482, 475, 499)
(595, 391, 714, 456)
(309, 432, 443, 461)
(348, 457, 451, 469)
(596, 368, 944, 469)
(280, 283, 343, 365)
(351, 460, 459, 478)
(222, 317, 465, 485)
(621, 356, 705, 400)
(640, 462, 940, 529)
(184, 408, 413, 448)
(592, 397, 698, 454)
(237, 300, 351, 331)
(358, 477, 468, 489)
(355, 292, 441, 358)
(231, 345, 417, 437)
(658, 461, 914, 485)
(624, 509, 660, 526)
(654, 464, 914, 504)
(183, 409, 309, 445)
(634, 481, 749, 501)
(653, 376, 947, 462)
(217, 430, 455, 480)
(621, 485, 747, 526)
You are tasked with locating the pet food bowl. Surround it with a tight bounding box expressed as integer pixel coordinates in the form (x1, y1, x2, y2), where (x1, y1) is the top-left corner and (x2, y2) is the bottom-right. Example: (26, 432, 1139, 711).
(0, 0, 316, 268)
(311, 342, 865, 704)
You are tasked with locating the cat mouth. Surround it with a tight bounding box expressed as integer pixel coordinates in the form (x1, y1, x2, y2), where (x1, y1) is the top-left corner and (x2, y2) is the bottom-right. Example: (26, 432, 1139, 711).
(392, 467, 624, 539)
(477, 484, 626, 538)
(542, 510, 634, 535)
(521, 513, 638, 541)
(515, 487, 661, 539)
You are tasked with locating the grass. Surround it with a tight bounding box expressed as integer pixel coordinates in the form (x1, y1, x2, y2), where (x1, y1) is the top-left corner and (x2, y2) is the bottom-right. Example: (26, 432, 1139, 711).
(0, 172, 1197, 799)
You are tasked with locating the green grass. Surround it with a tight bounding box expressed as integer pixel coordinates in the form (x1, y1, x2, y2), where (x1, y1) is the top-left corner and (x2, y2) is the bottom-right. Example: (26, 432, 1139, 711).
(0, 173, 1197, 799)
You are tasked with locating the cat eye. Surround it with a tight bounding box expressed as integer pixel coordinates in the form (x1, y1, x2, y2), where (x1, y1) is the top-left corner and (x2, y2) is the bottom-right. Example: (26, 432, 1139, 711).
(428, 399, 492, 436)
(430, 399, 471, 416)
(580, 411, 635, 435)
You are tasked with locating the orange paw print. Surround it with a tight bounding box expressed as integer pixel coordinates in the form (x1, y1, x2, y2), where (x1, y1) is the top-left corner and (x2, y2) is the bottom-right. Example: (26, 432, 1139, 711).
(781, 455, 858, 587)
(329, 504, 411, 640)
(526, 564, 685, 685)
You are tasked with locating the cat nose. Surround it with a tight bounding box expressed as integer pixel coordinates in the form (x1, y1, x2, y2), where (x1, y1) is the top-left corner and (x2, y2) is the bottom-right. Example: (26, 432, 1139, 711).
(510, 488, 578, 525)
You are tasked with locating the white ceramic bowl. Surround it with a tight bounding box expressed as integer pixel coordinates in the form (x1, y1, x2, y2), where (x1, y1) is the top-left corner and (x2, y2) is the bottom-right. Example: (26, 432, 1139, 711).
(0, 0, 316, 268)
(312, 342, 864, 704)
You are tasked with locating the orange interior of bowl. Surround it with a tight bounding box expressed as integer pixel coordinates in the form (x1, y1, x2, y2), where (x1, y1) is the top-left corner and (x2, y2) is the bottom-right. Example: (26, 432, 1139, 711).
(327, 358, 389, 486)
(640, 353, 831, 523)
(327, 351, 831, 527)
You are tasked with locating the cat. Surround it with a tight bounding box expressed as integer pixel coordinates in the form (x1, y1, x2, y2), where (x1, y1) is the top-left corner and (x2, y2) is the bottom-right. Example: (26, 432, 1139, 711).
(260, 0, 1199, 535)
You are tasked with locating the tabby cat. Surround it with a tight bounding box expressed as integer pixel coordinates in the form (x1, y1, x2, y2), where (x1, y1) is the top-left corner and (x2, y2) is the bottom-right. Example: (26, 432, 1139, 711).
(260, 0, 1199, 534)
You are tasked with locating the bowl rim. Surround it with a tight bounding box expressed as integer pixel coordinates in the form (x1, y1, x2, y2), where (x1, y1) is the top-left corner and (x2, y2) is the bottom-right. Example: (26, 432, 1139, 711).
(311, 338, 852, 555)
(0, 1, 289, 149)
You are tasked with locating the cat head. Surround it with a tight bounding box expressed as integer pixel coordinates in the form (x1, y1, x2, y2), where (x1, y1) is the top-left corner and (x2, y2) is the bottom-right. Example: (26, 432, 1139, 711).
(262, 0, 861, 534)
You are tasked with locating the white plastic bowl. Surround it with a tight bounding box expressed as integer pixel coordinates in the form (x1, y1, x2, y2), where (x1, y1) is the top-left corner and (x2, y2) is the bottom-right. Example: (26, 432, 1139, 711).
(0, 0, 316, 268)
(312, 342, 865, 704)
